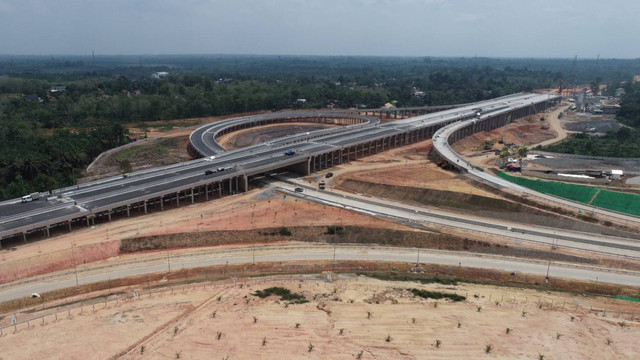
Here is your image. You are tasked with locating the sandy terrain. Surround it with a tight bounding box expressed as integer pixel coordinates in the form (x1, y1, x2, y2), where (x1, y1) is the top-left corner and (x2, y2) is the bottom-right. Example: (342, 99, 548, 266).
(2, 275, 638, 360)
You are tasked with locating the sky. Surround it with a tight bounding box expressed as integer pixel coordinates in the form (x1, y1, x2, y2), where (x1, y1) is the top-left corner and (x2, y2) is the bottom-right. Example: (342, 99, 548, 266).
(1, 0, 639, 58)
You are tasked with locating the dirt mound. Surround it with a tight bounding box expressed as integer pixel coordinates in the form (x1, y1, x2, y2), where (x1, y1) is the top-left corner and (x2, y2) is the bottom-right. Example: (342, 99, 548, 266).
(339, 179, 525, 213)
(337, 179, 631, 235)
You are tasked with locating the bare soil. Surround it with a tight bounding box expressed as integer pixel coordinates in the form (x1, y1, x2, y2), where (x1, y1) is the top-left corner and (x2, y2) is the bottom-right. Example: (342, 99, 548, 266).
(2, 274, 639, 360)
(323, 140, 499, 198)
(217, 123, 337, 150)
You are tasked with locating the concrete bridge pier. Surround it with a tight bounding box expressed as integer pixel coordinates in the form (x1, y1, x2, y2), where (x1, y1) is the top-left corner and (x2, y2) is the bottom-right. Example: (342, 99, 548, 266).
(286, 158, 311, 176)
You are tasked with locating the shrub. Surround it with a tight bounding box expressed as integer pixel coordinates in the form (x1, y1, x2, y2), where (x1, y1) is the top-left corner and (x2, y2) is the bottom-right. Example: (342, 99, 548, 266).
(326, 225, 344, 235)
(409, 288, 466, 302)
(252, 287, 308, 304)
(278, 227, 292, 236)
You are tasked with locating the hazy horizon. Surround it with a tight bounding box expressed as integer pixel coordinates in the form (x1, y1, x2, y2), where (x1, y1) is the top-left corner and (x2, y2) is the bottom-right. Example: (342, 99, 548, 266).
(1, 0, 639, 58)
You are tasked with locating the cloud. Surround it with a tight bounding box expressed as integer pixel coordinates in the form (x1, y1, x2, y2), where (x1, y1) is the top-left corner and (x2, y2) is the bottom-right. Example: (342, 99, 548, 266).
(454, 12, 486, 23)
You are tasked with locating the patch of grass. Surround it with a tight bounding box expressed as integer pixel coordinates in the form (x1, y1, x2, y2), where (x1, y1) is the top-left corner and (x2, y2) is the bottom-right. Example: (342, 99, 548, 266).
(326, 225, 344, 235)
(498, 172, 598, 204)
(410, 288, 466, 302)
(363, 272, 459, 286)
(252, 287, 308, 304)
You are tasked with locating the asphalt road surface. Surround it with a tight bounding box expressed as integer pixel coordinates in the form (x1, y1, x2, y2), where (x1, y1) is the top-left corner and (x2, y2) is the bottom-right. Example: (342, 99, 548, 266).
(1, 244, 639, 303)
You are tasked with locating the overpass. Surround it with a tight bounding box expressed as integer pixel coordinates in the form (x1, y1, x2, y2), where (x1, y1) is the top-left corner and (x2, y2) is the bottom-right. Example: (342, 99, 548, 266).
(430, 99, 640, 224)
(0, 93, 560, 246)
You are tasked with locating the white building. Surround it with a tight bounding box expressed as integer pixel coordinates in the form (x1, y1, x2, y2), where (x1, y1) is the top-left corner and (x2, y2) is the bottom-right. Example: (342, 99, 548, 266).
(151, 72, 169, 79)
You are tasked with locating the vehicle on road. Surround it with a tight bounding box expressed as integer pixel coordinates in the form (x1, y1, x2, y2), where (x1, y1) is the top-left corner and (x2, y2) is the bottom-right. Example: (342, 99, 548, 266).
(325, 172, 333, 178)
(217, 167, 225, 172)
(284, 149, 296, 156)
(295, 187, 304, 192)
(205, 170, 215, 175)
(21, 192, 40, 203)
(319, 181, 326, 190)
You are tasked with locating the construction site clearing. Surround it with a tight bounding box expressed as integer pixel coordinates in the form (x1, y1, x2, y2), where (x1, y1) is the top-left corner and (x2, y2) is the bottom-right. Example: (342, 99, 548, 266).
(1, 271, 639, 360)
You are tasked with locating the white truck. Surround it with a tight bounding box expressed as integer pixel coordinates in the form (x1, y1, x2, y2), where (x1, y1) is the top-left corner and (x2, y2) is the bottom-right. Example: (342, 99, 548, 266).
(21, 192, 41, 203)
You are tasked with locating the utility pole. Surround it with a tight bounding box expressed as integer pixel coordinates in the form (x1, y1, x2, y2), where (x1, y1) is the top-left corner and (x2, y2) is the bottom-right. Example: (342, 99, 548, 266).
(166, 238, 171, 273)
(333, 239, 336, 267)
(71, 241, 79, 289)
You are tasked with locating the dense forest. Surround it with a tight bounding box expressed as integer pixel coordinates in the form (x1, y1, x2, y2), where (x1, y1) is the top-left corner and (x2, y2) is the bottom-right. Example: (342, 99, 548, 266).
(543, 81, 640, 157)
(2, 55, 640, 200)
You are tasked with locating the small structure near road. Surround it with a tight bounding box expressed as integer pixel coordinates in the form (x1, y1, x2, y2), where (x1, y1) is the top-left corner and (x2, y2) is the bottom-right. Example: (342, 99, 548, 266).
(505, 163, 521, 172)
(608, 169, 623, 180)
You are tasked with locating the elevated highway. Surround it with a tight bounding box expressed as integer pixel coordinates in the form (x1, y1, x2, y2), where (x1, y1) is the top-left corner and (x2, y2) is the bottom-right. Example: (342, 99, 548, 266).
(0, 93, 561, 246)
(430, 102, 640, 225)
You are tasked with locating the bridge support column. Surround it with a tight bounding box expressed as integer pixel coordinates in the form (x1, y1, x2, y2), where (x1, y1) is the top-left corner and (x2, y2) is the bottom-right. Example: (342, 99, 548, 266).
(46, 226, 50, 237)
(144, 201, 148, 214)
(176, 192, 180, 207)
(160, 197, 164, 211)
(68, 220, 72, 232)
(191, 188, 195, 204)
(108, 211, 112, 222)
(86, 217, 90, 227)
(126, 206, 130, 217)
(239, 175, 248, 192)
(22, 232, 26, 243)
(205, 184, 209, 201)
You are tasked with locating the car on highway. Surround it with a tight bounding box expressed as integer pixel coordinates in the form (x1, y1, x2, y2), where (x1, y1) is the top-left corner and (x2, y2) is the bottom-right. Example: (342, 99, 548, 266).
(325, 172, 333, 178)
(205, 170, 215, 175)
(294, 187, 304, 192)
(217, 167, 225, 172)
(284, 149, 296, 156)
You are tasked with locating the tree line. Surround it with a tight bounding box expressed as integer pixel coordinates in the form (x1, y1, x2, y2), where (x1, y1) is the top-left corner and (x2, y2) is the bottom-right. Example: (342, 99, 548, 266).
(2, 56, 640, 200)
